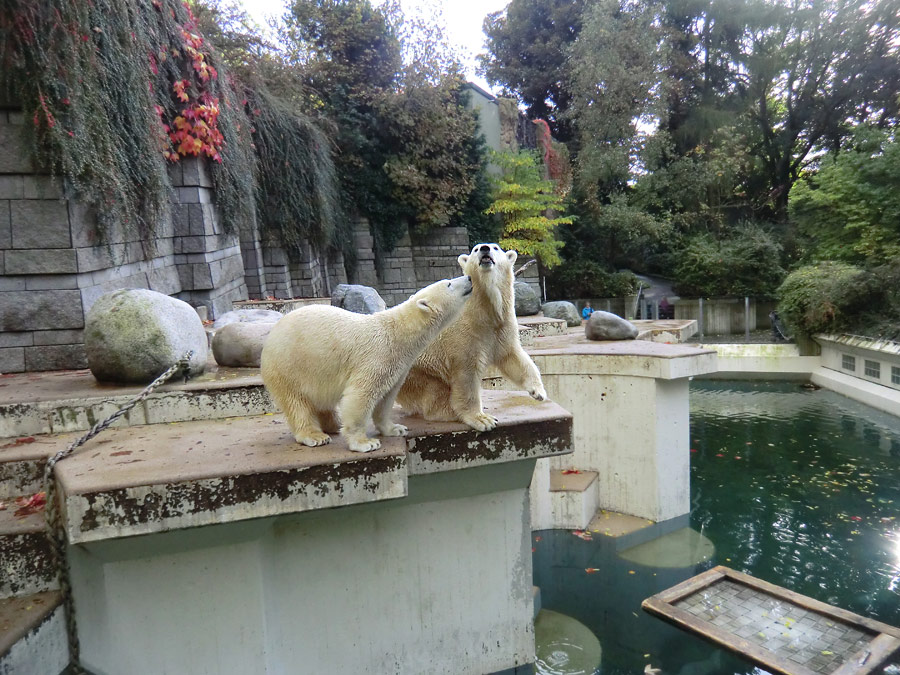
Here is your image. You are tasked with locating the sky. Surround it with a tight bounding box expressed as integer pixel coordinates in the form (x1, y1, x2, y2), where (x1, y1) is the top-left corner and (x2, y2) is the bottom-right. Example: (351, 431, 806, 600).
(239, 0, 510, 93)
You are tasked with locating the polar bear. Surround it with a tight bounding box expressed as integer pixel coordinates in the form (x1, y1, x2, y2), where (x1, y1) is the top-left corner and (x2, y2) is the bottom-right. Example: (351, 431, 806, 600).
(261, 275, 473, 452)
(397, 243, 547, 431)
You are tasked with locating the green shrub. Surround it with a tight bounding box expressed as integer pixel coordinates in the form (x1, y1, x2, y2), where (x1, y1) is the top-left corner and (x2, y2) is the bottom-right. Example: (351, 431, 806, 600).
(547, 259, 639, 299)
(776, 262, 881, 336)
(673, 224, 784, 297)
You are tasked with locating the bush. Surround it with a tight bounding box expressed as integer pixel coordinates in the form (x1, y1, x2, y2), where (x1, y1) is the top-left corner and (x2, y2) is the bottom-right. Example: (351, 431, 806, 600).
(673, 224, 784, 297)
(776, 262, 882, 336)
(547, 259, 639, 299)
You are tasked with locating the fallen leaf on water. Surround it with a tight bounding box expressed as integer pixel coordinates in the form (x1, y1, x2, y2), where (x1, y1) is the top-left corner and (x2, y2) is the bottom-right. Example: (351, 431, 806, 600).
(585, 568, 600, 574)
(572, 530, 592, 541)
(561, 469, 581, 475)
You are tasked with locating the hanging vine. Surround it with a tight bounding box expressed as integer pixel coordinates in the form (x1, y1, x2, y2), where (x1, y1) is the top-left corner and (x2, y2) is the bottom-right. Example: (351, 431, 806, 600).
(0, 0, 255, 244)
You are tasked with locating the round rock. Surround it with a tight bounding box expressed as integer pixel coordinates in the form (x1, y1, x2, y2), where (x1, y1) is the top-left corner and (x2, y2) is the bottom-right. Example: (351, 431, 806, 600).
(331, 284, 386, 314)
(84, 289, 208, 383)
(585, 310, 639, 341)
(541, 300, 581, 327)
(514, 281, 541, 316)
(212, 309, 284, 331)
(212, 322, 276, 368)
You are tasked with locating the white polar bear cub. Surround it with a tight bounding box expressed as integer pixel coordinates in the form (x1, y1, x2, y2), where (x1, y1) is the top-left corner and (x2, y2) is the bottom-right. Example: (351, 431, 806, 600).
(261, 275, 473, 452)
(398, 243, 547, 431)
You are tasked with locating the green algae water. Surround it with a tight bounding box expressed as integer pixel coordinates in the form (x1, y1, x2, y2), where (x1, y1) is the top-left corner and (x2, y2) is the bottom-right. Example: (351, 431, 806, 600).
(532, 380, 900, 674)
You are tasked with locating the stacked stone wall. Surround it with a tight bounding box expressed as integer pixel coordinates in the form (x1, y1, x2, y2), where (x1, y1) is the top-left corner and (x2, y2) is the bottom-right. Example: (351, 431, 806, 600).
(0, 107, 248, 372)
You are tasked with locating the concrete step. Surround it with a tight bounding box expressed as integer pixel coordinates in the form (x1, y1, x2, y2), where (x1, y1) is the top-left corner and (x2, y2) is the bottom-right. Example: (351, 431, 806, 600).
(0, 591, 68, 675)
(518, 324, 536, 347)
(0, 499, 58, 599)
(0, 436, 58, 500)
(548, 470, 599, 530)
(517, 315, 567, 338)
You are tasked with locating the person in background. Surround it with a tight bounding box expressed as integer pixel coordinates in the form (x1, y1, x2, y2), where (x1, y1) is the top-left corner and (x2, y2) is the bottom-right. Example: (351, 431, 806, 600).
(582, 302, 593, 320)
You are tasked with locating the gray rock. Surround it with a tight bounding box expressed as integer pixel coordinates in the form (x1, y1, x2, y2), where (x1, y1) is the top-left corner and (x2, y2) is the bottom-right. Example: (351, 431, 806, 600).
(514, 282, 541, 316)
(585, 310, 639, 341)
(212, 322, 275, 368)
(84, 289, 208, 383)
(542, 301, 581, 327)
(212, 308, 283, 330)
(332, 284, 386, 314)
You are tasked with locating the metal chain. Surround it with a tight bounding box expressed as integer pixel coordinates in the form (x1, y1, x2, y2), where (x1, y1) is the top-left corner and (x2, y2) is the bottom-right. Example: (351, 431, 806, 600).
(42, 352, 194, 673)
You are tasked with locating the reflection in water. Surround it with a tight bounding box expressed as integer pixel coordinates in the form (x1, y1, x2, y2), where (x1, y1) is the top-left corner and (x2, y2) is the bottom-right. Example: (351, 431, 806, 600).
(535, 609, 602, 675)
(533, 380, 900, 674)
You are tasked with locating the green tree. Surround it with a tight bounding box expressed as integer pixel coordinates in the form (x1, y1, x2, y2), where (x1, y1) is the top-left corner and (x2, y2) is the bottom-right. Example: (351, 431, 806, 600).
(480, 0, 585, 141)
(790, 127, 900, 265)
(485, 150, 572, 268)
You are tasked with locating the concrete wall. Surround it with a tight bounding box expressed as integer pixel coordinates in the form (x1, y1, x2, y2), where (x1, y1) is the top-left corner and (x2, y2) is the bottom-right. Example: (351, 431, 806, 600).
(817, 334, 900, 394)
(674, 298, 777, 335)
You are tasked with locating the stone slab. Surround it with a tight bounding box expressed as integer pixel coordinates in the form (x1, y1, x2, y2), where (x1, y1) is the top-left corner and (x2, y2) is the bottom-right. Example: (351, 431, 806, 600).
(401, 391, 572, 475)
(55, 414, 409, 544)
(3, 249, 76, 275)
(0, 290, 84, 332)
(527, 332, 718, 380)
(517, 315, 567, 337)
(9, 201, 70, 249)
(549, 469, 598, 492)
(0, 591, 63, 656)
(0, 507, 57, 598)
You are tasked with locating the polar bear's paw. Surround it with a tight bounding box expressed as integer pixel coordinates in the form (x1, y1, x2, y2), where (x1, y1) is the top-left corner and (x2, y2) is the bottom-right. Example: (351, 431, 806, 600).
(296, 431, 331, 446)
(463, 412, 498, 432)
(528, 384, 548, 401)
(379, 423, 409, 437)
(348, 436, 382, 453)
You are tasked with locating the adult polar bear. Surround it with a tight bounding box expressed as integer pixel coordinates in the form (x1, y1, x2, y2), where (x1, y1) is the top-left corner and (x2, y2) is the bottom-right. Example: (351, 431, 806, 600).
(261, 275, 473, 452)
(398, 243, 547, 431)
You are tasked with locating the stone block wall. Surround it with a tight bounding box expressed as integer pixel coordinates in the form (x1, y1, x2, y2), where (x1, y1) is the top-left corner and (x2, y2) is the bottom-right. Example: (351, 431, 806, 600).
(0, 106, 248, 372)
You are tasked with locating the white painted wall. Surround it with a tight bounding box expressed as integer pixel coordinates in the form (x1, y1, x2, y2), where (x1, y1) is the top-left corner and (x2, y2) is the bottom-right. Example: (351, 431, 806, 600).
(69, 466, 536, 675)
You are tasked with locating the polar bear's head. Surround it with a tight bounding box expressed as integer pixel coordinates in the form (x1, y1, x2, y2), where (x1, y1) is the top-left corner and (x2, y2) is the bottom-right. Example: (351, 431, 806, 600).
(407, 274, 473, 330)
(457, 243, 516, 316)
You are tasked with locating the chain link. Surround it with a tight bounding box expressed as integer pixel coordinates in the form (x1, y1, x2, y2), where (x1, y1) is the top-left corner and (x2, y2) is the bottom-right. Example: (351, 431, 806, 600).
(42, 352, 194, 673)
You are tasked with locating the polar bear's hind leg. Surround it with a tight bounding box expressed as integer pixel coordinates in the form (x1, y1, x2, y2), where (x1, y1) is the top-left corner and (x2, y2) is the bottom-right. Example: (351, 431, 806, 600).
(281, 394, 331, 446)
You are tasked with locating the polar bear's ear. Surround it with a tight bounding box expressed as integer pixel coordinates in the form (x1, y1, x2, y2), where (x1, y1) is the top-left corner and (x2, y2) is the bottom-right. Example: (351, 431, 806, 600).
(506, 250, 518, 264)
(457, 253, 469, 269)
(416, 298, 434, 313)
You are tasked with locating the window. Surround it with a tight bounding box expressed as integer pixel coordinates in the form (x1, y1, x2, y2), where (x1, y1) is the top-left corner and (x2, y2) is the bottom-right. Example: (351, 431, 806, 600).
(864, 360, 881, 379)
(842, 354, 856, 371)
(893, 366, 900, 385)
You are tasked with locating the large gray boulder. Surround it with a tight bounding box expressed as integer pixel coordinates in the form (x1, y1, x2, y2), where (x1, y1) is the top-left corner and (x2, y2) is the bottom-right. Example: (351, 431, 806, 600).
(332, 284, 386, 314)
(542, 301, 581, 327)
(84, 289, 208, 383)
(585, 310, 639, 341)
(212, 308, 283, 330)
(212, 322, 275, 368)
(514, 282, 541, 316)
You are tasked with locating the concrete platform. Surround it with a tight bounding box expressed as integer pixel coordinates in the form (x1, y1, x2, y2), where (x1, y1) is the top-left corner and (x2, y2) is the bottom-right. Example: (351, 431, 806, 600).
(517, 315, 568, 337)
(52, 391, 571, 544)
(0, 505, 57, 598)
(0, 591, 68, 675)
(632, 319, 698, 343)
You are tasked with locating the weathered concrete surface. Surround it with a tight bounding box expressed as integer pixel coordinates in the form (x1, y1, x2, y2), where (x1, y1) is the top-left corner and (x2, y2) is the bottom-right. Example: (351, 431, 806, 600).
(0, 592, 68, 675)
(55, 414, 408, 544)
(517, 314, 567, 337)
(0, 360, 271, 438)
(0, 507, 57, 598)
(402, 391, 572, 475)
(632, 319, 698, 343)
(0, 435, 59, 498)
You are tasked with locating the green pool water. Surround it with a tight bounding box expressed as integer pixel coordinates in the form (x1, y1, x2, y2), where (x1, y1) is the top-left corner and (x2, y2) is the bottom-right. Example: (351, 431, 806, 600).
(532, 380, 900, 674)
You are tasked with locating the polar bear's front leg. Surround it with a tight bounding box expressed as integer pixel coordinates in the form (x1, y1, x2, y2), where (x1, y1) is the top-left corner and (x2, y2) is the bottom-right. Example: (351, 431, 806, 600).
(499, 348, 547, 401)
(373, 378, 408, 438)
(280, 395, 331, 447)
(451, 370, 498, 432)
(339, 385, 381, 452)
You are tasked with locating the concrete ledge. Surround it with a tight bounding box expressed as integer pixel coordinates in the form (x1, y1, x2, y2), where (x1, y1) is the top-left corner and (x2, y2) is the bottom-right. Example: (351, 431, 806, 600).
(53, 391, 573, 544)
(0, 592, 68, 675)
(527, 333, 717, 380)
(517, 315, 567, 337)
(56, 415, 408, 544)
(693, 342, 818, 379)
(403, 392, 572, 474)
(0, 507, 57, 598)
(811, 366, 900, 418)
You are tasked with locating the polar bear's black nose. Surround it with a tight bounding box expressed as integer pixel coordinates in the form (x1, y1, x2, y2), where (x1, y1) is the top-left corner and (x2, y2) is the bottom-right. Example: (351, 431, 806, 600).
(479, 245, 490, 253)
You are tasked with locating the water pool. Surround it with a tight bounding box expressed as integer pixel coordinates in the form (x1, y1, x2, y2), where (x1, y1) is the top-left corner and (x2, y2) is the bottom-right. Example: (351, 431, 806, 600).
(532, 380, 900, 674)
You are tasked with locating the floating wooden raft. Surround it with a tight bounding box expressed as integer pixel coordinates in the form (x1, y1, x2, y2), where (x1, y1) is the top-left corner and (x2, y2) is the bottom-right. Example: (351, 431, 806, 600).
(642, 566, 900, 675)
